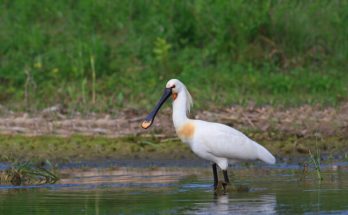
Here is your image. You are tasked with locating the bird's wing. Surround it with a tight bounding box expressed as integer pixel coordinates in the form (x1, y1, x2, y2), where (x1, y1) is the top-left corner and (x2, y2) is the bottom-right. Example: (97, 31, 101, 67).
(195, 121, 273, 163)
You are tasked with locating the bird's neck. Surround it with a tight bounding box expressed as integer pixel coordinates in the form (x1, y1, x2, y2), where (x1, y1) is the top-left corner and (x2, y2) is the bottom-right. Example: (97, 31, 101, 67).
(172, 91, 189, 129)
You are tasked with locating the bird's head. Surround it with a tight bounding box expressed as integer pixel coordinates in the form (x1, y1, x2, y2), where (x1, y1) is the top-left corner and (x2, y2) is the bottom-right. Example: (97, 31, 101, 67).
(141, 79, 192, 129)
(165, 79, 185, 100)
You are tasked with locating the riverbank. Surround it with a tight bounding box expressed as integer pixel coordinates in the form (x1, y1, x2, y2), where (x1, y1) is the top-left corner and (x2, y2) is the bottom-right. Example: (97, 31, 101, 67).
(0, 103, 347, 163)
(1, 103, 347, 138)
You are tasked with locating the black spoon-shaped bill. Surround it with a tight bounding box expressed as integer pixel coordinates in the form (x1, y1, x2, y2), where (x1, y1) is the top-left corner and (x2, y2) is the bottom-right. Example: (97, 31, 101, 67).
(141, 88, 172, 129)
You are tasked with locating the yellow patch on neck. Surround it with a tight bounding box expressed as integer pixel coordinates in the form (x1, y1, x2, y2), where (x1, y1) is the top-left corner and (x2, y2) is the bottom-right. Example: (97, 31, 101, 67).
(177, 122, 195, 139)
(172, 93, 178, 100)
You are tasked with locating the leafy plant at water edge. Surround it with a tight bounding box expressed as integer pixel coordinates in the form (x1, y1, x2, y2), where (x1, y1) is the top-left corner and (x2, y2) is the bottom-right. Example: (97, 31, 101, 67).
(0, 161, 59, 186)
(308, 140, 323, 181)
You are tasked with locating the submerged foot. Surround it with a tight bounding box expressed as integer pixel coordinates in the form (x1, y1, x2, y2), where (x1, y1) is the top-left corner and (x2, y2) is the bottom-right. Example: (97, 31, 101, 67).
(214, 181, 249, 193)
(214, 181, 230, 193)
(222, 181, 229, 193)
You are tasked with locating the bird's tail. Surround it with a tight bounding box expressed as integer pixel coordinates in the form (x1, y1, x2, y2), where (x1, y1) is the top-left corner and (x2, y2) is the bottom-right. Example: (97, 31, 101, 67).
(255, 142, 276, 164)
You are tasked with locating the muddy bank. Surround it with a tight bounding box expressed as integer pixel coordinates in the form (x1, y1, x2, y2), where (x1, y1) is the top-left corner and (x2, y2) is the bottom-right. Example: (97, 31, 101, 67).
(0, 104, 347, 162)
(0, 103, 347, 139)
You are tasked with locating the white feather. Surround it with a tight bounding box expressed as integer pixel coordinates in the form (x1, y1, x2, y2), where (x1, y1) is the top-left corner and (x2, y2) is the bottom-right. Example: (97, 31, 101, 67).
(187, 120, 275, 169)
(183, 85, 193, 113)
(167, 79, 276, 170)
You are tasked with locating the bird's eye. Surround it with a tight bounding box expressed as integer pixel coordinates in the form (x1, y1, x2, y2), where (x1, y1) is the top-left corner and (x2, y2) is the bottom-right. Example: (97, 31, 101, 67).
(171, 85, 176, 88)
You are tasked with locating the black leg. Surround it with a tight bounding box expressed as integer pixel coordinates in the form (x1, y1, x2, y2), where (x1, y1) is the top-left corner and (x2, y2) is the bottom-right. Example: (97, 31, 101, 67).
(223, 170, 230, 184)
(212, 163, 218, 189)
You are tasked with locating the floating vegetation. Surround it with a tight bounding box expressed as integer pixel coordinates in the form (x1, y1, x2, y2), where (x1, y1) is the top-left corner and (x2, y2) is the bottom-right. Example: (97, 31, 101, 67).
(0, 161, 59, 186)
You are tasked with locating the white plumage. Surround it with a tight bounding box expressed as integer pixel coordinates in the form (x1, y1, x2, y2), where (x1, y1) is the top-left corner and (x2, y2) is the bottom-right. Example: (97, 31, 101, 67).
(187, 120, 276, 169)
(142, 79, 276, 190)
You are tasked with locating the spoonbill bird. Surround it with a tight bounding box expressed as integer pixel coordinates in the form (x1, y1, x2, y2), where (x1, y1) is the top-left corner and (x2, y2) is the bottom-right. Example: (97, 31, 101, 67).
(141, 79, 276, 190)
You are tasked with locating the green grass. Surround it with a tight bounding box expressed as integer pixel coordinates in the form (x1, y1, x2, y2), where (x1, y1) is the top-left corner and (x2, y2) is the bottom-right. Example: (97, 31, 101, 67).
(0, 0, 347, 112)
(0, 134, 346, 163)
(0, 135, 193, 162)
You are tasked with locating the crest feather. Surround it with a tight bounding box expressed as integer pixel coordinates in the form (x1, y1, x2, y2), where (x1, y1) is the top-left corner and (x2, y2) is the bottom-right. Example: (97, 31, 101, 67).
(184, 86, 193, 113)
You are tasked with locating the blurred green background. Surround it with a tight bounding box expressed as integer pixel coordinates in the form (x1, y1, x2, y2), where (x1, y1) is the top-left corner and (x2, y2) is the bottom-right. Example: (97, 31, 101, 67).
(0, 0, 347, 113)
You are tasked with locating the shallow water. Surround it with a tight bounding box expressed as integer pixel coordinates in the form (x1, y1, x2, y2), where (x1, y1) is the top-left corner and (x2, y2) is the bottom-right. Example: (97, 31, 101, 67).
(0, 162, 347, 214)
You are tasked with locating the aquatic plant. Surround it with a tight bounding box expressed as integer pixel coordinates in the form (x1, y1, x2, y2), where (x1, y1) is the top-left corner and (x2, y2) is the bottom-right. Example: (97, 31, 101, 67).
(308, 139, 323, 181)
(0, 161, 59, 186)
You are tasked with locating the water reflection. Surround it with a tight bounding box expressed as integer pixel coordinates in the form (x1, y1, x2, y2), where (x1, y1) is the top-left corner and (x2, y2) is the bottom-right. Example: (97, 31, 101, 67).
(0, 165, 347, 214)
(185, 193, 276, 215)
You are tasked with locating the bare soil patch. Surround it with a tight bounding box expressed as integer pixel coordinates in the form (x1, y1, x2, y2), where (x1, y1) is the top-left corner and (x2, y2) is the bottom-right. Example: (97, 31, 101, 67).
(0, 103, 347, 140)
